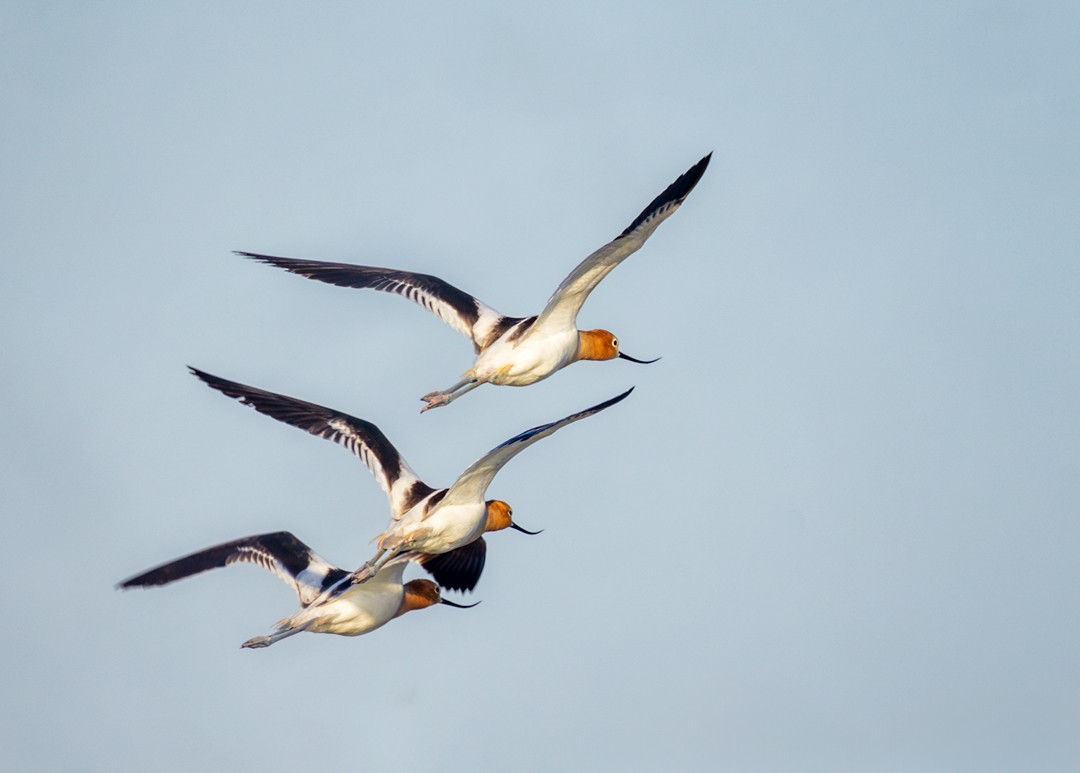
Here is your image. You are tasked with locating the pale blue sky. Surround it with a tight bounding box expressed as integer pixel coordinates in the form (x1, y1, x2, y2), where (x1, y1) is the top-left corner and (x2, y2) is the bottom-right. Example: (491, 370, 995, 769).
(3, 3, 1079, 771)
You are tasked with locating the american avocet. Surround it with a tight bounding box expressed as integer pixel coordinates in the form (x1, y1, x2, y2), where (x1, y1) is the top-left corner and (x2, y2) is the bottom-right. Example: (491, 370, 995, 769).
(118, 531, 477, 648)
(189, 367, 631, 589)
(237, 153, 709, 411)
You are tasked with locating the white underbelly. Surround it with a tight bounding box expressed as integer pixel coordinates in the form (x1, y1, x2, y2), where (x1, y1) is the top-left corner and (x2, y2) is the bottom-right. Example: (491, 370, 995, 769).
(418, 502, 486, 553)
(385, 501, 486, 555)
(474, 331, 576, 385)
(306, 582, 404, 636)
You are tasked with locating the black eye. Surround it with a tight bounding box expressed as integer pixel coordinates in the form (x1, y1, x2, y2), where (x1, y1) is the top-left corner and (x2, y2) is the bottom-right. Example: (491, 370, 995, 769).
(612, 338, 619, 347)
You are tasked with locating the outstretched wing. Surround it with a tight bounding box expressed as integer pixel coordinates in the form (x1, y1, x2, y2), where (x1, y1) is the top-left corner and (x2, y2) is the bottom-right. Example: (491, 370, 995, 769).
(441, 387, 633, 507)
(117, 531, 349, 606)
(533, 153, 711, 333)
(237, 252, 515, 353)
(416, 537, 487, 592)
(190, 367, 435, 520)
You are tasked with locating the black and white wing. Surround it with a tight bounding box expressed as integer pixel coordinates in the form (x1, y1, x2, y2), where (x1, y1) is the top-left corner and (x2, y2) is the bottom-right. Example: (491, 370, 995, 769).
(190, 367, 435, 520)
(533, 153, 711, 333)
(237, 252, 517, 353)
(117, 531, 349, 606)
(441, 387, 633, 508)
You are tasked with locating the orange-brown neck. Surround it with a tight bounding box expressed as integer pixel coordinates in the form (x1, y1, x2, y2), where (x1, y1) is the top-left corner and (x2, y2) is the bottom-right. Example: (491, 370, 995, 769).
(483, 500, 513, 532)
(396, 579, 441, 617)
(577, 329, 619, 362)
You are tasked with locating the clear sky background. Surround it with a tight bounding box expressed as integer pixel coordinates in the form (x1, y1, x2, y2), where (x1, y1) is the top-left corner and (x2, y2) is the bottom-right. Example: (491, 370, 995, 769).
(3, 3, 1079, 771)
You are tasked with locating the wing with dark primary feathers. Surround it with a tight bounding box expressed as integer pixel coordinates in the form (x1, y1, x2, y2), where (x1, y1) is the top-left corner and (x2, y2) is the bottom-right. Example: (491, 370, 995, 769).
(416, 538, 487, 592)
(189, 367, 435, 520)
(533, 153, 711, 333)
(237, 252, 515, 353)
(117, 531, 349, 606)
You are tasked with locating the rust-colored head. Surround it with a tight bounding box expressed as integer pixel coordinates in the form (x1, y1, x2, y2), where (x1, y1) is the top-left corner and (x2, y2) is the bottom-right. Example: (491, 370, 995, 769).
(399, 578, 479, 617)
(397, 579, 479, 617)
(399, 579, 442, 615)
(577, 329, 620, 362)
(483, 500, 514, 532)
(577, 329, 660, 365)
(484, 499, 542, 535)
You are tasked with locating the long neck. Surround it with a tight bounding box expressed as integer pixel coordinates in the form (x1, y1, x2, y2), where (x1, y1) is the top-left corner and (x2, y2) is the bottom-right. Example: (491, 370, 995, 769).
(395, 590, 422, 618)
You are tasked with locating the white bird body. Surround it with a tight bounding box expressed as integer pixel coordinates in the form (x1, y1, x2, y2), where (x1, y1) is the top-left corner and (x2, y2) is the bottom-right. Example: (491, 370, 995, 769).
(118, 532, 477, 648)
(278, 560, 408, 637)
(469, 325, 579, 386)
(381, 500, 487, 556)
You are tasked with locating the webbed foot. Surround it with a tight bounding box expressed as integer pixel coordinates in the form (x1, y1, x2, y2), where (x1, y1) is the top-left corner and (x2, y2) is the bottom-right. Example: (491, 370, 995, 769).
(420, 391, 452, 412)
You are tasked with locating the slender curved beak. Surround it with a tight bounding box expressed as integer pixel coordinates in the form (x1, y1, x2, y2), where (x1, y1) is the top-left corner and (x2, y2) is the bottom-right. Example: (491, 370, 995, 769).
(510, 522, 544, 535)
(618, 352, 661, 364)
(440, 597, 481, 609)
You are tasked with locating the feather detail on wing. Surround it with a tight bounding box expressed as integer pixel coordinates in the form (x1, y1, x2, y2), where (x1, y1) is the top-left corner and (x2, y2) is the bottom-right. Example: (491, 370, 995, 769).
(416, 538, 487, 592)
(237, 252, 512, 353)
(534, 153, 711, 332)
(189, 367, 433, 519)
(117, 531, 349, 606)
(441, 387, 633, 506)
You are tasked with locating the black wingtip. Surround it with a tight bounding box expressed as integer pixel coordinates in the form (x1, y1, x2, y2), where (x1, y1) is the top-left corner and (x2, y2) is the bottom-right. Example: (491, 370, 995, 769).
(187, 365, 251, 398)
(116, 569, 166, 590)
(187, 365, 226, 392)
(672, 152, 712, 201)
(235, 250, 282, 263)
(234, 250, 287, 267)
(580, 385, 634, 416)
(589, 386, 634, 414)
(620, 152, 712, 237)
(116, 574, 162, 590)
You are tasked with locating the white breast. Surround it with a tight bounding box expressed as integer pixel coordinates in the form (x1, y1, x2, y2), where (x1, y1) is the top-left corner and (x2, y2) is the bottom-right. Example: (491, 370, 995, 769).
(302, 579, 405, 636)
(473, 328, 578, 385)
(395, 500, 487, 555)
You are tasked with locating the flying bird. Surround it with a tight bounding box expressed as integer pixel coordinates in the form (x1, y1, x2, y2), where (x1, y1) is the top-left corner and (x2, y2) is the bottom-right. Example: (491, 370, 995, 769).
(118, 531, 477, 649)
(238, 152, 709, 411)
(189, 367, 631, 590)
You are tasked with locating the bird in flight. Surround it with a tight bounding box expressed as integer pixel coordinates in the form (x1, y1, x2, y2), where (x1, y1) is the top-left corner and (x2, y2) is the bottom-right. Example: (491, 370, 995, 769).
(118, 531, 478, 649)
(239, 152, 709, 411)
(190, 367, 631, 590)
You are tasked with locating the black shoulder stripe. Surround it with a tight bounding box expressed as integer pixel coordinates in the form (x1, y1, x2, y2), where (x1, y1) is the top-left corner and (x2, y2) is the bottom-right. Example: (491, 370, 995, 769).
(401, 480, 440, 513)
(506, 316, 538, 343)
(481, 314, 529, 348)
(319, 566, 350, 591)
(422, 488, 449, 515)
